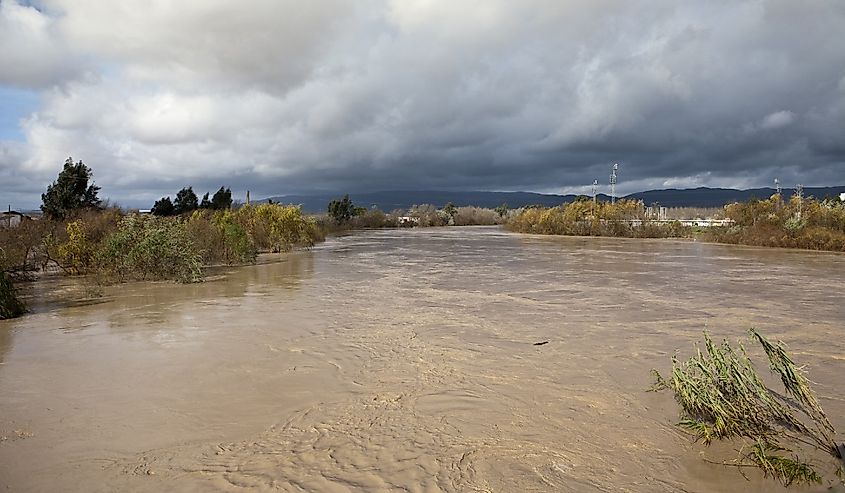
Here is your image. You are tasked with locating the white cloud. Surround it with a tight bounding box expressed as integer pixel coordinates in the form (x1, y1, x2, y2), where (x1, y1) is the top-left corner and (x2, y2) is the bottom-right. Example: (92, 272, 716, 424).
(41, 0, 352, 92)
(760, 110, 795, 130)
(0, 0, 85, 88)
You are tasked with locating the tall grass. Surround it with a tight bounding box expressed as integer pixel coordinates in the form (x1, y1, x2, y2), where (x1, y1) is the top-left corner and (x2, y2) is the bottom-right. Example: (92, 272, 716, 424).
(453, 206, 503, 226)
(236, 204, 321, 252)
(506, 199, 691, 238)
(651, 330, 842, 486)
(708, 194, 845, 251)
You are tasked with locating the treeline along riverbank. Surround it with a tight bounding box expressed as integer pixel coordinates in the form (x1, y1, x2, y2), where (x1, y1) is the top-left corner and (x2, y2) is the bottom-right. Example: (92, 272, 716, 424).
(505, 193, 845, 252)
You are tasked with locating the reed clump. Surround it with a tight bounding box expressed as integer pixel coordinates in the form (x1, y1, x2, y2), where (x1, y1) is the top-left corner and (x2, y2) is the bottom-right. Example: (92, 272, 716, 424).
(651, 329, 843, 486)
(506, 198, 692, 238)
(708, 194, 845, 251)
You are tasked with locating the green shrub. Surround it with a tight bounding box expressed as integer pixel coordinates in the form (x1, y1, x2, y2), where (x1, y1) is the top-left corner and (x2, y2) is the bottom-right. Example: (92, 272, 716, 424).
(0, 271, 25, 319)
(784, 215, 805, 235)
(187, 209, 257, 265)
(213, 210, 257, 263)
(97, 214, 202, 282)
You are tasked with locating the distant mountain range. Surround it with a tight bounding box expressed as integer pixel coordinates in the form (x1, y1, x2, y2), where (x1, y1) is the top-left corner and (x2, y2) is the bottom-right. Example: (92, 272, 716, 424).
(625, 186, 845, 208)
(263, 186, 845, 212)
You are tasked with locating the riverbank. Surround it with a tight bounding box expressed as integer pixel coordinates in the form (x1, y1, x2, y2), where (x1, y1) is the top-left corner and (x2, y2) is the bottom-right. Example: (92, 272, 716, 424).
(506, 195, 845, 253)
(0, 204, 324, 319)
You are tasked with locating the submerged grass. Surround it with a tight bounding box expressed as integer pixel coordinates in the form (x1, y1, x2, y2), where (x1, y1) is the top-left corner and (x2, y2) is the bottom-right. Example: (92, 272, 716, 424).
(651, 329, 843, 487)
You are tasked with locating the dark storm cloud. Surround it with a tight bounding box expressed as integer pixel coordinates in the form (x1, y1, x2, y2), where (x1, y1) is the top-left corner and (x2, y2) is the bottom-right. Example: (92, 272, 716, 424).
(1, 0, 843, 208)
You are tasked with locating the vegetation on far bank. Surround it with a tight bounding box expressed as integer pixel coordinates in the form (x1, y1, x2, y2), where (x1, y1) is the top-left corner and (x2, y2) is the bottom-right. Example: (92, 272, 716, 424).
(1, 204, 321, 283)
(505, 197, 692, 238)
(2, 158, 517, 319)
(322, 194, 508, 231)
(505, 193, 845, 252)
(151, 185, 233, 216)
(6, 156, 845, 320)
(706, 193, 845, 251)
(1, 159, 323, 319)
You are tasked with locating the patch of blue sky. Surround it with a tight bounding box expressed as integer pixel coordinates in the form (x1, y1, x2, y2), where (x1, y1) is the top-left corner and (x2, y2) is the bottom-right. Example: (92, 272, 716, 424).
(0, 86, 39, 141)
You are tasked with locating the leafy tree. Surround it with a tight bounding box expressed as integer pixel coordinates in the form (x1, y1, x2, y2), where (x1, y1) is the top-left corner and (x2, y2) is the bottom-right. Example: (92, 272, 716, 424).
(327, 194, 355, 224)
(151, 197, 175, 216)
(495, 203, 509, 218)
(442, 202, 457, 218)
(199, 192, 211, 209)
(173, 187, 199, 214)
(211, 186, 233, 210)
(41, 157, 102, 219)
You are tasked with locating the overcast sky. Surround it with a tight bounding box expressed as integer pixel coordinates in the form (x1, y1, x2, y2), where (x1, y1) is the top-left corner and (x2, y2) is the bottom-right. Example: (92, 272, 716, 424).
(1, 0, 844, 209)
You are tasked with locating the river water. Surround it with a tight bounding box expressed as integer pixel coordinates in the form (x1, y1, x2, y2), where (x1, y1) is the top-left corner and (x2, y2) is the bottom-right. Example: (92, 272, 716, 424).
(1, 226, 843, 492)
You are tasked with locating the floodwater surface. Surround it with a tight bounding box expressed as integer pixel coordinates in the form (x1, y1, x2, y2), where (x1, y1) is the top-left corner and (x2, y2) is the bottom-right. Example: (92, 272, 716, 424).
(1, 227, 844, 492)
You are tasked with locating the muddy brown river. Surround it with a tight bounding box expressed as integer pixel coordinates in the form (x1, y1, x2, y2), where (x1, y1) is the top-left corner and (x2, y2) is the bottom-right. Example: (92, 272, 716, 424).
(1, 227, 844, 492)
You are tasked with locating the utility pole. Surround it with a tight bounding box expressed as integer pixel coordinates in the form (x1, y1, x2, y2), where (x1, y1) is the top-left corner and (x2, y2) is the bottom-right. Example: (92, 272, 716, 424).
(795, 184, 804, 220)
(610, 163, 619, 204)
(774, 178, 781, 196)
(592, 179, 598, 217)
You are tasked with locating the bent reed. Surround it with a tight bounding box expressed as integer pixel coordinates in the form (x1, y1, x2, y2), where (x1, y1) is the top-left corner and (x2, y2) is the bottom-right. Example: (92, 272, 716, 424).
(651, 329, 843, 486)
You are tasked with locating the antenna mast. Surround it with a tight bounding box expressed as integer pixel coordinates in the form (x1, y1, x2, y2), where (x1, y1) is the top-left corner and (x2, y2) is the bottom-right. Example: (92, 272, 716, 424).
(610, 163, 619, 204)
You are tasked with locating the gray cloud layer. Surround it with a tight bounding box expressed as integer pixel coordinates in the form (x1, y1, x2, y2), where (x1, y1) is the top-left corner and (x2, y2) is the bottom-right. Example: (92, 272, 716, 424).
(1, 0, 844, 208)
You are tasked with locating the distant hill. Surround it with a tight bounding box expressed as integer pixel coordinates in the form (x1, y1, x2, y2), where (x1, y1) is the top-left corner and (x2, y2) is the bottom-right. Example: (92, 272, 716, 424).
(262, 191, 609, 212)
(626, 186, 845, 207)
(264, 186, 845, 212)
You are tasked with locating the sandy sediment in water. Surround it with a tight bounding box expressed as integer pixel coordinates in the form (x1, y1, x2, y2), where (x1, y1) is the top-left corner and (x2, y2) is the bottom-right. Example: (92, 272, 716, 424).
(1, 227, 843, 492)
